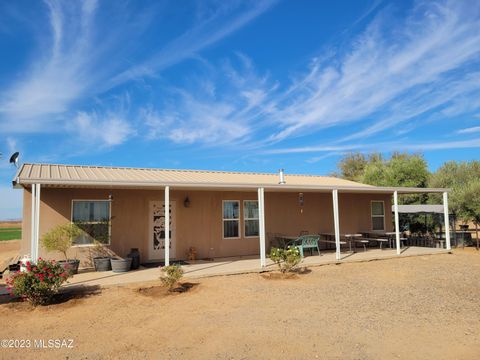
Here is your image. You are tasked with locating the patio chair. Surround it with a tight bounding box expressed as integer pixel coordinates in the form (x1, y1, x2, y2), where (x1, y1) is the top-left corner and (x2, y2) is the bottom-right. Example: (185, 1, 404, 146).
(286, 235, 321, 257)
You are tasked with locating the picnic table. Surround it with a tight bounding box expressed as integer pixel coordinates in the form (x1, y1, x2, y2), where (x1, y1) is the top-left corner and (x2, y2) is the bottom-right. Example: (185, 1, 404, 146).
(363, 231, 407, 249)
(319, 233, 363, 252)
(274, 232, 393, 253)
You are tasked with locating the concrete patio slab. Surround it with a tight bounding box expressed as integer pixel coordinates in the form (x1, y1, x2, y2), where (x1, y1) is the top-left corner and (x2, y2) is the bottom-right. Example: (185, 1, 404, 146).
(63, 246, 450, 289)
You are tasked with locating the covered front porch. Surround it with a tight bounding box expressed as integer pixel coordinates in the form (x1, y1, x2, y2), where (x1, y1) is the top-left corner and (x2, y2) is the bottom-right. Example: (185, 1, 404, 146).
(155, 184, 452, 268)
(62, 246, 450, 289)
(22, 182, 453, 270)
(17, 162, 452, 272)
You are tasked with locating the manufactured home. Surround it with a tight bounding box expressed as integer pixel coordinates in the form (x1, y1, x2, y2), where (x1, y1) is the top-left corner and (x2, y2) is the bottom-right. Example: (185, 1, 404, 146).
(13, 163, 451, 268)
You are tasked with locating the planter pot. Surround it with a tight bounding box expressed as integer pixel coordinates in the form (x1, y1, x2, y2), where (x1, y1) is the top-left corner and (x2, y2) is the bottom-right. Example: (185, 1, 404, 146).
(93, 257, 112, 272)
(127, 248, 140, 270)
(59, 259, 80, 275)
(110, 258, 132, 273)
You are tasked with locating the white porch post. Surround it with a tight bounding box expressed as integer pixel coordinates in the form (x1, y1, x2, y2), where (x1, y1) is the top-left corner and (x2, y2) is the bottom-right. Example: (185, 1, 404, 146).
(29, 183, 41, 262)
(258, 187, 266, 267)
(443, 192, 451, 250)
(35, 184, 41, 261)
(332, 189, 341, 260)
(30, 184, 36, 261)
(164, 186, 170, 266)
(394, 191, 401, 255)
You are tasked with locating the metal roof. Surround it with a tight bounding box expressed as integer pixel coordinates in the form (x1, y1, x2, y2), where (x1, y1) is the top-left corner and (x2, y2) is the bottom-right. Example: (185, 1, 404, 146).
(12, 163, 449, 194)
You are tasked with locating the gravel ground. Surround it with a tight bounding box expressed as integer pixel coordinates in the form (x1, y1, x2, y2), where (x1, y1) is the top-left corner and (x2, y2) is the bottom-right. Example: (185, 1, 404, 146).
(0, 248, 479, 359)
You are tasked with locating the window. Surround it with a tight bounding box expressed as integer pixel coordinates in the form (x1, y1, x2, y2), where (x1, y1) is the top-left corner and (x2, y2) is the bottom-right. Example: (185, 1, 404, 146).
(223, 201, 240, 239)
(371, 201, 385, 231)
(72, 200, 111, 245)
(244, 200, 259, 237)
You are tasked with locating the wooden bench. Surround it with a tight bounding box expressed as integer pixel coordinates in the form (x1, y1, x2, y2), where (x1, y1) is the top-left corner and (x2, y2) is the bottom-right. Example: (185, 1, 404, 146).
(361, 237, 389, 249)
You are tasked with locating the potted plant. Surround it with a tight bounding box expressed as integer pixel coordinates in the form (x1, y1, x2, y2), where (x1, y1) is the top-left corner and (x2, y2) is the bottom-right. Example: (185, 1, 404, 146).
(90, 240, 112, 271)
(110, 257, 132, 272)
(41, 223, 82, 274)
(93, 256, 112, 271)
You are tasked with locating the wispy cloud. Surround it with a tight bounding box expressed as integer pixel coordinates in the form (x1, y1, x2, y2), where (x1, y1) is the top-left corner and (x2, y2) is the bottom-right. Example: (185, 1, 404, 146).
(107, 0, 277, 89)
(69, 111, 134, 148)
(0, 0, 276, 140)
(1, 0, 479, 162)
(266, 138, 480, 155)
(457, 126, 480, 135)
(261, 0, 480, 143)
(139, 0, 480, 153)
(140, 53, 277, 146)
(0, 0, 99, 122)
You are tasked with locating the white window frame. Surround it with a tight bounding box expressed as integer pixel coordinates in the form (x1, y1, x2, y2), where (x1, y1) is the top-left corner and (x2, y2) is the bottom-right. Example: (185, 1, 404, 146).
(222, 200, 241, 239)
(71, 199, 112, 247)
(371, 200, 385, 231)
(243, 200, 259, 238)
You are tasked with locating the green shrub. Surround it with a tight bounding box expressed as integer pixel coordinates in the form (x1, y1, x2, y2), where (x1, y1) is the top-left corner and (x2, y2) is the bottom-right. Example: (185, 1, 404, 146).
(41, 223, 82, 259)
(269, 246, 302, 273)
(160, 264, 184, 290)
(5, 259, 71, 306)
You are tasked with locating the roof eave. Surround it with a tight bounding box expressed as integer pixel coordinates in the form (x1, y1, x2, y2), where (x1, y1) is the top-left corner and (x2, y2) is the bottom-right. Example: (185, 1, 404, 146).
(14, 177, 450, 194)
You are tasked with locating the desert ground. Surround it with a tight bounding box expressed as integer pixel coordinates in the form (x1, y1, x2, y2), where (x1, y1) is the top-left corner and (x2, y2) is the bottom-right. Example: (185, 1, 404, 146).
(0, 221, 21, 274)
(0, 221, 21, 228)
(0, 248, 479, 359)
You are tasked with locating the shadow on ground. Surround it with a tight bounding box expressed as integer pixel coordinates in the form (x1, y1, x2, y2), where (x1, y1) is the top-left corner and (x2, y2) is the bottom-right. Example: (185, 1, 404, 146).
(0, 284, 102, 306)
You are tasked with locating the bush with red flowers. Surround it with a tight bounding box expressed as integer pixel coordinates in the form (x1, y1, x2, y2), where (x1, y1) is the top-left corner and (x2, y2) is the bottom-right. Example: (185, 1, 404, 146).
(5, 258, 71, 306)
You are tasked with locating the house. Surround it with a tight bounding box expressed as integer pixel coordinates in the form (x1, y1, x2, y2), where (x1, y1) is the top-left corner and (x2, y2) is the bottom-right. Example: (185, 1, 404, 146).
(12, 163, 451, 268)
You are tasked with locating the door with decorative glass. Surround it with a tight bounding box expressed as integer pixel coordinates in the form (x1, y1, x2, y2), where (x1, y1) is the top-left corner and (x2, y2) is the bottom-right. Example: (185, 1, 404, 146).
(148, 201, 176, 260)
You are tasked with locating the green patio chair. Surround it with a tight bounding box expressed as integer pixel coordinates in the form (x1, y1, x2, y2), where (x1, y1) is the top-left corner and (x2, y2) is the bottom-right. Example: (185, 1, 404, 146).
(287, 235, 321, 257)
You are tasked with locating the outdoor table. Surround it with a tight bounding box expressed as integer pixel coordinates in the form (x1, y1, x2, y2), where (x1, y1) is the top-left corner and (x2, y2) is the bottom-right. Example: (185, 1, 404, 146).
(318, 233, 345, 250)
(320, 233, 362, 252)
(382, 232, 409, 248)
(319, 233, 338, 250)
(344, 234, 363, 252)
(363, 231, 396, 248)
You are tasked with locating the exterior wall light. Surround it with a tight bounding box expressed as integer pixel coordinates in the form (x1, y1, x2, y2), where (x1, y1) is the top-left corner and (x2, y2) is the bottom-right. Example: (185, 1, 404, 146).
(299, 192, 304, 213)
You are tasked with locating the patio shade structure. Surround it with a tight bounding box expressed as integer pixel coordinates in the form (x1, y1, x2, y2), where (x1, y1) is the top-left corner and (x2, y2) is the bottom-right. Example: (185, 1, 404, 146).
(391, 203, 456, 247)
(13, 163, 451, 266)
(391, 204, 451, 214)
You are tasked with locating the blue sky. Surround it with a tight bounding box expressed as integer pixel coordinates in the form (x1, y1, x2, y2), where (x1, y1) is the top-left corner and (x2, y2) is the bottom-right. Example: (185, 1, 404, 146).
(1, 0, 480, 219)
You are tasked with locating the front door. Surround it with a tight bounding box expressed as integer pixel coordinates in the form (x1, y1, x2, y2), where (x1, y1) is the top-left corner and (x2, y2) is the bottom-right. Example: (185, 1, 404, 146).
(148, 201, 176, 260)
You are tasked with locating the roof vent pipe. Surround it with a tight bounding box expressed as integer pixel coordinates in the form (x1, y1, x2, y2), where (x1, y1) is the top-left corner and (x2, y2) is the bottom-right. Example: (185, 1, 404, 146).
(278, 169, 286, 184)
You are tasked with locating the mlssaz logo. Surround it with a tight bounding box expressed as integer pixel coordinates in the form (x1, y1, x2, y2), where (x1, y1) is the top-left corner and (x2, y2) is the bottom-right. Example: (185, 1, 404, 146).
(34, 339, 74, 349)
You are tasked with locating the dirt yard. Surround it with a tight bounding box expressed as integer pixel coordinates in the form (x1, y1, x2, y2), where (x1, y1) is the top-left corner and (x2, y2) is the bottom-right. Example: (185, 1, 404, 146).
(0, 221, 21, 229)
(0, 221, 21, 272)
(0, 249, 479, 359)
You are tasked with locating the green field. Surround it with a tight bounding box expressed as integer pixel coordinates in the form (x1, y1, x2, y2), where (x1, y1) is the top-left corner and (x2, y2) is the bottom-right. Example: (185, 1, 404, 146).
(0, 228, 21, 241)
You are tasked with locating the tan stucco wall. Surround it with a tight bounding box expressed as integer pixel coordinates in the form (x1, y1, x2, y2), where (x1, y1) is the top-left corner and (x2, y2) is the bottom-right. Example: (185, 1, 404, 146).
(20, 188, 392, 266)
